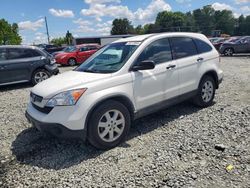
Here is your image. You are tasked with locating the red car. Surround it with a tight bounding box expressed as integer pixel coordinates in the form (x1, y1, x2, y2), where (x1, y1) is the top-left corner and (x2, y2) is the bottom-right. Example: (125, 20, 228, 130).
(55, 44, 100, 66)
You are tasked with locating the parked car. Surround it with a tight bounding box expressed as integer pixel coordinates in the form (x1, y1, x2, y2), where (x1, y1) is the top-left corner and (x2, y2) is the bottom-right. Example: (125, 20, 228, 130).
(0, 45, 59, 86)
(219, 36, 250, 56)
(26, 33, 223, 149)
(55, 44, 100, 66)
(51, 46, 73, 57)
(37, 44, 65, 54)
(211, 38, 227, 50)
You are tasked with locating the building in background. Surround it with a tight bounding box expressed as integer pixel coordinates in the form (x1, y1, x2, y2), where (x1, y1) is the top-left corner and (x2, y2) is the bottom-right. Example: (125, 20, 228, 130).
(72, 35, 134, 46)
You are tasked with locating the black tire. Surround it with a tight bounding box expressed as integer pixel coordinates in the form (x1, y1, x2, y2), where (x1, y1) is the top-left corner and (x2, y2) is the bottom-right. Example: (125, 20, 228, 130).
(68, 58, 76, 66)
(193, 75, 216, 107)
(223, 48, 234, 56)
(31, 69, 51, 85)
(87, 100, 131, 150)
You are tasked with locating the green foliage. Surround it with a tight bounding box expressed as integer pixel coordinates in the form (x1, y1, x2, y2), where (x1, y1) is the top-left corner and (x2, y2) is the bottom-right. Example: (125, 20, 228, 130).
(111, 18, 135, 35)
(51, 37, 67, 46)
(51, 30, 73, 46)
(111, 5, 249, 36)
(0, 19, 22, 45)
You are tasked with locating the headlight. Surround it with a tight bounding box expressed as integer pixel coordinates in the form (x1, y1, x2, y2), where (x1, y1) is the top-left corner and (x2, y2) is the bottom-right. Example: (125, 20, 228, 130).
(46, 88, 87, 107)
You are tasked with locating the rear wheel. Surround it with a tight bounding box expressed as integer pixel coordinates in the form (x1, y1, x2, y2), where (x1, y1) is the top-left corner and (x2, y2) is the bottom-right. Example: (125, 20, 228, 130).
(68, 58, 76, 66)
(87, 100, 131, 150)
(223, 48, 233, 56)
(31, 69, 51, 85)
(193, 75, 216, 107)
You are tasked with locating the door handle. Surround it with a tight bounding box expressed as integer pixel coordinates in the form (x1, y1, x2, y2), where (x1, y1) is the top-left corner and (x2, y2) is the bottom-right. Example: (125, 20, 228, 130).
(166, 64, 176, 70)
(0, 66, 4, 70)
(197, 57, 204, 62)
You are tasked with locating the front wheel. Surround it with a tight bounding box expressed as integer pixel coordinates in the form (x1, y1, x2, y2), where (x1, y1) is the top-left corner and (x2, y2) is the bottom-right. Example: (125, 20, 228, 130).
(31, 69, 51, 85)
(68, 58, 76, 66)
(193, 75, 216, 107)
(87, 100, 131, 150)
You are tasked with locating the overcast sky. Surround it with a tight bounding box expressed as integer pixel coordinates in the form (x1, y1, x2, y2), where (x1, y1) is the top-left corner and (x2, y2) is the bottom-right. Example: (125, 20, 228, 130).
(1, 0, 250, 44)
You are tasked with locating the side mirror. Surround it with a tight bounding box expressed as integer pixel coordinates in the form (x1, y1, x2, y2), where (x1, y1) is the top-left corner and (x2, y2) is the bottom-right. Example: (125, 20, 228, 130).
(132, 60, 155, 71)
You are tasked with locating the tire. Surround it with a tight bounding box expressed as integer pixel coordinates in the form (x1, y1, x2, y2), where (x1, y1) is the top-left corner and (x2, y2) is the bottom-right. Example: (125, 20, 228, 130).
(87, 100, 131, 150)
(223, 48, 234, 56)
(193, 75, 216, 107)
(31, 69, 51, 85)
(68, 58, 76, 66)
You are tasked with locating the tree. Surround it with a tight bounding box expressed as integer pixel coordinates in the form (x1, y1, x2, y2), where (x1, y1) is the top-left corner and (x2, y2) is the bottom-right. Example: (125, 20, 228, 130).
(214, 10, 235, 35)
(65, 30, 73, 45)
(193, 5, 215, 35)
(0, 19, 22, 45)
(51, 31, 73, 46)
(111, 18, 134, 35)
(155, 11, 186, 32)
(51, 37, 66, 46)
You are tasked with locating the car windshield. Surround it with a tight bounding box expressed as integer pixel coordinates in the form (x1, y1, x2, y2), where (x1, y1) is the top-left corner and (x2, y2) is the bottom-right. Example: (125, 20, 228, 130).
(75, 42, 140, 74)
(64, 46, 77, 52)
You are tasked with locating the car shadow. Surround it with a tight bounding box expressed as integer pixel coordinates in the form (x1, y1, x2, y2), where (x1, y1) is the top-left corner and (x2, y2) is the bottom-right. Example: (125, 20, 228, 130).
(0, 82, 32, 92)
(11, 101, 205, 170)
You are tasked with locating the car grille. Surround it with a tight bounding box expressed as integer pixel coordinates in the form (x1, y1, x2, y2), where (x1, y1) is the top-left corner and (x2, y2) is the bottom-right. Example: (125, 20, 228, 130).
(30, 92, 53, 114)
(32, 103, 53, 114)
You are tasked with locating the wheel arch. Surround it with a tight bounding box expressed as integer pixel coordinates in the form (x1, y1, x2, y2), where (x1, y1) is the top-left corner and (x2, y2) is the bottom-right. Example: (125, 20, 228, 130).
(200, 70, 219, 89)
(85, 95, 135, 132)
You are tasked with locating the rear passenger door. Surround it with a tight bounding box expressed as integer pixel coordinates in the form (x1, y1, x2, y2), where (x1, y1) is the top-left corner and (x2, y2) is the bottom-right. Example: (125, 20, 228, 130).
(170, 37, 199, 95)
(5, 48, 42, 82)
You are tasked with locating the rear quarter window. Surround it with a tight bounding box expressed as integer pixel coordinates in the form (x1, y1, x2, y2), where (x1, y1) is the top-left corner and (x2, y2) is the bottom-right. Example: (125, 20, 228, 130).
(193, 38, 213, 54)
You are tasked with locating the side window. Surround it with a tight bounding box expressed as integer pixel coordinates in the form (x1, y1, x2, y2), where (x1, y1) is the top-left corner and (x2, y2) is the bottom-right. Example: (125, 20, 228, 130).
(80, 47, 88, 52)
(8, 48, 23, 59)
(193, 38, 212, 54)
(137, 38, 172, 65)
(0, 49, 7, 61)
(88, 46, 98, 50)
(7, 48, 39, 59)
(29, 49, 42, 57)
(170, 37, 198, 59)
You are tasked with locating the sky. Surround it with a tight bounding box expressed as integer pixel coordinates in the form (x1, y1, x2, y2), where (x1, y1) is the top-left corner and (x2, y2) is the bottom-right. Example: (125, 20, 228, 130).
(1, 0, 250, 44)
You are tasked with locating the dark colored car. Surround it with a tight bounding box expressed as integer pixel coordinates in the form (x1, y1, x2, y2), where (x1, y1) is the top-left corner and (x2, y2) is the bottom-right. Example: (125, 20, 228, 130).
(55, 44, 100, 66)
(0, 45, 59, 86)
(37, 44, 65, 54)
(211, 38, 227, 50)
(219, 36, 250, 56)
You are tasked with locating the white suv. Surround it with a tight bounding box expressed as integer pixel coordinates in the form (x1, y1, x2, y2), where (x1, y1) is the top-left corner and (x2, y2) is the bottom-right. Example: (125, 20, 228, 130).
(26, 33, 223, 149)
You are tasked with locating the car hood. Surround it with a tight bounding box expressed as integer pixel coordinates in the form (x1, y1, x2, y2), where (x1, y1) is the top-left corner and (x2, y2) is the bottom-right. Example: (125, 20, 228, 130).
(32, 71, 112, 98)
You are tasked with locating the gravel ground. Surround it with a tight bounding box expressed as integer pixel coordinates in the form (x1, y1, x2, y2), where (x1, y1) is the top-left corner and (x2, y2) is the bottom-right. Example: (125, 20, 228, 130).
(0, 56, 250, 188)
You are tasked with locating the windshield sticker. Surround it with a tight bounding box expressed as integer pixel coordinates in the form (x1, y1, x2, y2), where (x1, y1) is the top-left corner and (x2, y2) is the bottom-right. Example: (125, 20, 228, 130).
(126, 42, 141, 46)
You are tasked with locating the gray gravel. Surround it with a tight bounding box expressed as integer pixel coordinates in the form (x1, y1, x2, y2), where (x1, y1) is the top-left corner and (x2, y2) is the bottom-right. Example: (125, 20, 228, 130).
(0, 57, 250, 188)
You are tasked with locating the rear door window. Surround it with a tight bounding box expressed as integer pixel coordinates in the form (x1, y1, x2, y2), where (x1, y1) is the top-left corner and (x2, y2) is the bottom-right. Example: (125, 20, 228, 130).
(137, 38, 172, 65)
(7, 48, 40, 59)
(170, 37, 198, 59)
(193, 38, 212, 54)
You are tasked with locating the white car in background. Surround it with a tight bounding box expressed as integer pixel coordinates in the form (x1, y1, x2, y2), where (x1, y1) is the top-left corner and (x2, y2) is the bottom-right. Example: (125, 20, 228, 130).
(26, 32, 223, 149)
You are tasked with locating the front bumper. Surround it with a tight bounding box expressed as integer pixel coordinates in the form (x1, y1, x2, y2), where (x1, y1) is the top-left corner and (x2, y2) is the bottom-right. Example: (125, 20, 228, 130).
(45, 64, 59, 75)
(25, 111, 87, 141)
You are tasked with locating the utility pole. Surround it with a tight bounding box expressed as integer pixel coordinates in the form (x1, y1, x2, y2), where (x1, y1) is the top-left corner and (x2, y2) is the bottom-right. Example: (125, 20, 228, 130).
(45, 16, 50, 44)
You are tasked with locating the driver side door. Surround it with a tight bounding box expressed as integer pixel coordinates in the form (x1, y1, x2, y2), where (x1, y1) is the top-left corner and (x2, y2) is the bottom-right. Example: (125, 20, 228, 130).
(132, 38, 179, 112)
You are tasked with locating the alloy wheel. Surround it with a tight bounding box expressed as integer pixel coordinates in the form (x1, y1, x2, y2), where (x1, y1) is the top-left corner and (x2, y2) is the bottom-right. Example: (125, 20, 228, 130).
(201, 80, 214, 103)
(97, 109, 125, 142)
